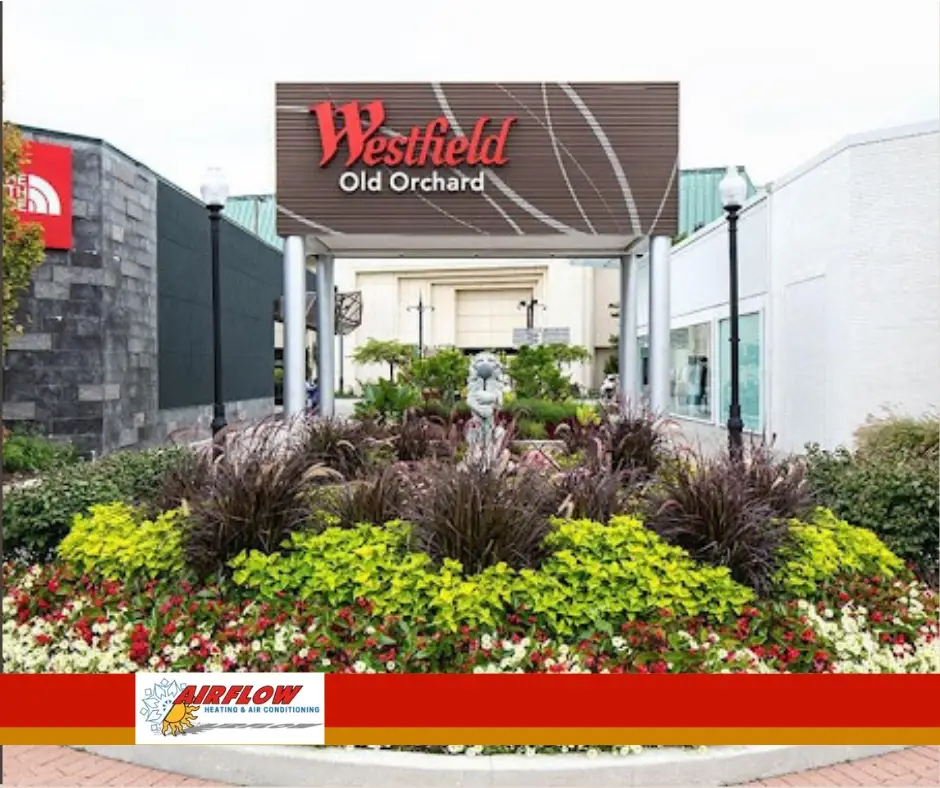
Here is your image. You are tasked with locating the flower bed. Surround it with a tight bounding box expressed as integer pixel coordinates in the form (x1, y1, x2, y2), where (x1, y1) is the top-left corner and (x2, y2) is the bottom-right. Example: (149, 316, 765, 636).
(4, 509, 937, 677)
(4, 412, 938, 697)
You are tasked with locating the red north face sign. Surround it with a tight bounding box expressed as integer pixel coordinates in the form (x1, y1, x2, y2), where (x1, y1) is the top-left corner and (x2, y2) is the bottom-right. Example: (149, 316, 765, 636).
(5, 140, 73, 250)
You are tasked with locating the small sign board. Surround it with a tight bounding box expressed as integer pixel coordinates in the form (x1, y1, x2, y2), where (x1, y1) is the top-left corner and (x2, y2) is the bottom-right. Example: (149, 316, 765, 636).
(541, 327, 571, 345)
(512, 327, 541, 347)
(512, 327, 571, 347)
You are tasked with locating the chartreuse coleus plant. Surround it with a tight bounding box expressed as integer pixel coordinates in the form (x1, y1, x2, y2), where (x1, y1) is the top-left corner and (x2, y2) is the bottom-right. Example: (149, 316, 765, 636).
(230, 516, 755, 636)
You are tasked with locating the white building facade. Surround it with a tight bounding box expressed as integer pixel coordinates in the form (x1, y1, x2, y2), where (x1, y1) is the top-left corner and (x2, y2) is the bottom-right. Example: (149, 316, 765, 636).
(335, 120, 939, 452)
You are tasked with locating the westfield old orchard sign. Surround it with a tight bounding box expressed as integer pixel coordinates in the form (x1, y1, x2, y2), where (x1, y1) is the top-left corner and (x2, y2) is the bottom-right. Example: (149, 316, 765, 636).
(311, 99, 517, 195)
(275, 82, 680, 249)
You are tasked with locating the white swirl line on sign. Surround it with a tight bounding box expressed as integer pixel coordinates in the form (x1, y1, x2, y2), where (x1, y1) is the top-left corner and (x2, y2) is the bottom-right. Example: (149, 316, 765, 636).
(275, 203, 342, 234)
(646, 156, 679, 238)
(495, 83, 622, 231)
(541, 82, 595, 234)
(431, 82, 578, 235)
(557, 83, 642, 237)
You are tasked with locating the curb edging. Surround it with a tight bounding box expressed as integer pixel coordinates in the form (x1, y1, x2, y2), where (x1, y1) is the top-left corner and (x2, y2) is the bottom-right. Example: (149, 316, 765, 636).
(76, 744, 909, 787)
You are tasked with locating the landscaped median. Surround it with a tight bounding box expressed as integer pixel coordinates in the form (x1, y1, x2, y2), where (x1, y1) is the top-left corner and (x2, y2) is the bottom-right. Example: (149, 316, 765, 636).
(2, 408, 938, 751)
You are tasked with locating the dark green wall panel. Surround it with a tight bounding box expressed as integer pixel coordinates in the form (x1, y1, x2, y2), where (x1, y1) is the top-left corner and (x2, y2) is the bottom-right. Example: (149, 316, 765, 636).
(156, 182, 313, 410)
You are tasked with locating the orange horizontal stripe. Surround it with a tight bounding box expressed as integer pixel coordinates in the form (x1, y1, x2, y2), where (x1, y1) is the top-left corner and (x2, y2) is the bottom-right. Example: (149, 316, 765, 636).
(324, 727, 940, 746)
(0, 728, 135, 746)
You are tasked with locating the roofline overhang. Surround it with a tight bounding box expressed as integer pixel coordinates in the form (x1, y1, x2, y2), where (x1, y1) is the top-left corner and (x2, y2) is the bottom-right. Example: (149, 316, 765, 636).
(301, 233, 644, 259)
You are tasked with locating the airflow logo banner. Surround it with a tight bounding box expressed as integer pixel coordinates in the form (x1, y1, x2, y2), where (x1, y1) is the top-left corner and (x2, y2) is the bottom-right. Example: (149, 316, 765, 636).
(5, 140, 73, 250)
(135, 673, 325, 744)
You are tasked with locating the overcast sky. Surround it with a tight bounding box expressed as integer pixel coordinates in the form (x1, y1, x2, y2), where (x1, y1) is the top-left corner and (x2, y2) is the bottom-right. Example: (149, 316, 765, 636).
(4, 0, 938, 199)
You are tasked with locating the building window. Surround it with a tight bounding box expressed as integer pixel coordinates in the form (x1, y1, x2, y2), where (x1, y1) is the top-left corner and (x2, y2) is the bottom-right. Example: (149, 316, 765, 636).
(669, 323, 712, 420)
(719, 313, 761, 433)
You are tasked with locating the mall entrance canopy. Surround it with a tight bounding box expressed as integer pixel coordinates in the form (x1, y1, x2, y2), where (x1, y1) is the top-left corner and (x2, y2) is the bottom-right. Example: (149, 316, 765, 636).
(275, 82, 679, 417)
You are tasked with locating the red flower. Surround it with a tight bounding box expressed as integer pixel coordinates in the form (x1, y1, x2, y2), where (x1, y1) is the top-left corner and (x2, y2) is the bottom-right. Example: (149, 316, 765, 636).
(47, 579, 60, 593)
(800, 628, 815, 644)
(871, 611, 883, 623)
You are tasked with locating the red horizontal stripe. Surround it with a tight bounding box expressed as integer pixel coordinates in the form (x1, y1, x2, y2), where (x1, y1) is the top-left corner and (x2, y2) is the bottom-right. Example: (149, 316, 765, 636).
(0, 674, 137, 728)
(323, 675, 940, 728)
(1, 674, 937, 730)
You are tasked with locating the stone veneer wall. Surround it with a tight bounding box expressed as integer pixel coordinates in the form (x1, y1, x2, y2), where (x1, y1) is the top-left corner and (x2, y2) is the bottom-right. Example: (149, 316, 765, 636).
(4, 131, 159, 457)
(3, 127, 275, 456)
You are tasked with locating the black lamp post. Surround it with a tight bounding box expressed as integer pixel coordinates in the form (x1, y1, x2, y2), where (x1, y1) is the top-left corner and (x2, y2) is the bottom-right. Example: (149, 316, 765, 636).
(200, 167, 229, 437)
(518, 298, 542, 330)
(719, 165, 748, 462)
(407, 293, 435, 359)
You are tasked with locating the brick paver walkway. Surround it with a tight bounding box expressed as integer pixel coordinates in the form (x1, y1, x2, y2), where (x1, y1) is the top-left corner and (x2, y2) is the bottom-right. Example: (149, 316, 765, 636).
(744, 747, 939, 786)
(3, 747, 223, 786)
(3, 745, 938, 786)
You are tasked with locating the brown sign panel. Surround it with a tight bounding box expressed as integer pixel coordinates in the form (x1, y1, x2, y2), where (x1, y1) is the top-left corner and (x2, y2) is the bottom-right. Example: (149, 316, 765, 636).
(276, 83, 678, 255)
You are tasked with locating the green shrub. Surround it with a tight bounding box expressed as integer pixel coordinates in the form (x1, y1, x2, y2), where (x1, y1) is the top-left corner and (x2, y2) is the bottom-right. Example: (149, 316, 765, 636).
(517, 419, 548, 440)
(506, 344, 590, 401)
(3, 446, 189, 561)
(230, 516, 755, 636)
(775, 508, 905, 598)
(354, 380, 422, 423)
(853, 414, 939, 462)
(58, 502, 185, 582)
(1, 429, 76, 474)
(506, 399, 580, 426)
(806, 436, 938, 582)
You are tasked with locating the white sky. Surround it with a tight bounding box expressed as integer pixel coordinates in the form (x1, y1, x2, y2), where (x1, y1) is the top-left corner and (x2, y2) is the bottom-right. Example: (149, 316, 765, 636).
(4, 0, 938, 198)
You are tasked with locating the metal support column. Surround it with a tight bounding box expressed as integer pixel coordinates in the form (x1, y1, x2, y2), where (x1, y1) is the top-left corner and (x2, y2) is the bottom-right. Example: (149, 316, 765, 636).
(282, 236, 307, 418)
(619, 252, 639, 405)
(315, 255, 336, 418)
(648, 235, 672, 414)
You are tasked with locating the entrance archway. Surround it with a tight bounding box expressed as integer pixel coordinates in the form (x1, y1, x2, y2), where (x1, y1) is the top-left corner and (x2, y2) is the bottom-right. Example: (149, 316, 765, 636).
(275, 82, 679, 417)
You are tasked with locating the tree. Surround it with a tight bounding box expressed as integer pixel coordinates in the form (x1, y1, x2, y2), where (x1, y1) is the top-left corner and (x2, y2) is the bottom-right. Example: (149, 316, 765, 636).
(405, 346, 468, 406)
(3, 103, 45, 348)
(351, 338, 415, 382)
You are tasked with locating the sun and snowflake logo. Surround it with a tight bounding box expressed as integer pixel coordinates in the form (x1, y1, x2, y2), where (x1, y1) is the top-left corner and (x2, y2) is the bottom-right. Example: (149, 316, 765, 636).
(139, 678, 200, 736)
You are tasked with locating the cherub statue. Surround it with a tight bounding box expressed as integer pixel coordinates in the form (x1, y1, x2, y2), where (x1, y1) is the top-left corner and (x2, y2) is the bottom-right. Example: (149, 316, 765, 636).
(464, 352, 507, 469)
